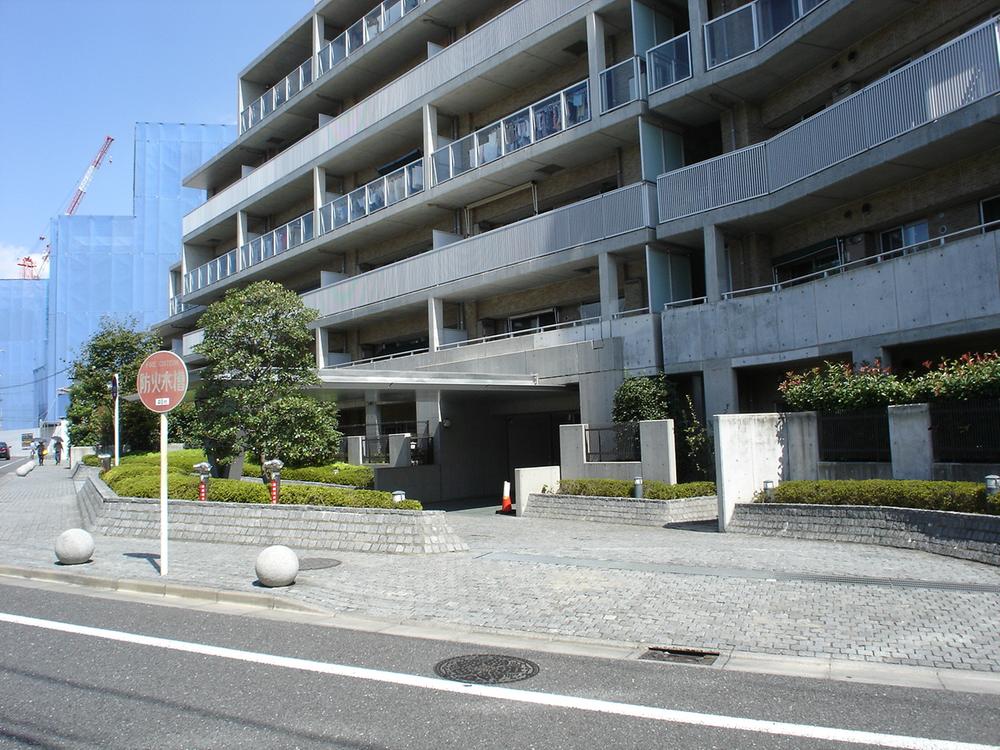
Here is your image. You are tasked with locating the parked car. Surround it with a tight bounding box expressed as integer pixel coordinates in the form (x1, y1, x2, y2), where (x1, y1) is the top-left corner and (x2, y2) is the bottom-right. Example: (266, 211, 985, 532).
(0, 442, 9, 460)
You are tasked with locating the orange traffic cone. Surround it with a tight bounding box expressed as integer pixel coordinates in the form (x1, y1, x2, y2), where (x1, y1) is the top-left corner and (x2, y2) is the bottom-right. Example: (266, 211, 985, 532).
(497, 480, 514, 514)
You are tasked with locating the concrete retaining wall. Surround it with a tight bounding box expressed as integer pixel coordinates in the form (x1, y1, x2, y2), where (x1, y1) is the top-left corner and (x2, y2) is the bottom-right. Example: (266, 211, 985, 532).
(524, 492, 717, 527)
(77, 472, 467, 554)
(727, 503, 1000, 567)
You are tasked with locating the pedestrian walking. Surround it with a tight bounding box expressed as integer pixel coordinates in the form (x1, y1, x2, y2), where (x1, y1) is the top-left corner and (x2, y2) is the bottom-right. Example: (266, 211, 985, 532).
(37, 442, 46, 466)
(54, 442, 62, 465)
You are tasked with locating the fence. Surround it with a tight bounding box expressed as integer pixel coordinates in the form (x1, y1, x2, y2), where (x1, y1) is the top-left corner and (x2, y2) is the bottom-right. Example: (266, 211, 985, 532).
(931, 399, 1000, 463)
(585, 423, 640, 462)
(817, 409, 891, 462)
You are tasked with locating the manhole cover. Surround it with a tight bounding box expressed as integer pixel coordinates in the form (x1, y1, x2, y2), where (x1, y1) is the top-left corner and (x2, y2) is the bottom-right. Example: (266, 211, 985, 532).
(434, 654, 540, 684)
(639, 646, 719, 666)
(298, 557, 342, 571)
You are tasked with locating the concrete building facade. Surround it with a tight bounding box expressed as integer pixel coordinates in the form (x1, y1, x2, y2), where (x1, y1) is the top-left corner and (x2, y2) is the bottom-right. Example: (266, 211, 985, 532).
(159, 0, 1000, 501)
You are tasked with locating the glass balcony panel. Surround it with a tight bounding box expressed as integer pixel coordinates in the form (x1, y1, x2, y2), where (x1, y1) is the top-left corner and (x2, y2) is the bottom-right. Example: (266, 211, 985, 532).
(648, 34, 691, 92)
(407, 160, 424, 193)
(365, 9, 382, 42)
(302, 212, 314, 241)
(477, 123, 502, 164)
(274, 81, 287, 107)
(450, 135, 475, 176)
(433, 149, 452, 183)
(300, 57, 312, 85)
(287, 71, 301, 98)
(349, 187, 368, 221)
(250, 100, 262, 125)
(347, 20, 365, 53)
(600, 58, 638, 112)
(368, 179, 386, 213)
(385, 169, 407, 205)
(275, 226, 288, 254)
(333, 196, 350, 228)
(262, 93, 274, 116)
(288, 221, 302, 249)
(263, 234, 275, 260)
(404, 0, 420, 11)
(502, 109, 531, 153)
(705, 4, 757, 67)
(250, 238, 262, 265)
(383, 0, 403, 27)
(240, 110, 250, 134)
(757, 0, 800, 41)
(322, 34, 347, 73)
(564, 82, 590, 126)
(532, 94, 562, 140)
(240, 245, 251, 269)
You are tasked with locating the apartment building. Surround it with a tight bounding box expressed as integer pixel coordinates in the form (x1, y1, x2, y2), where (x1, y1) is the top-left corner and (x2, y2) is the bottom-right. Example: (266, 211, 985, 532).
(158, 0, 1000, 502)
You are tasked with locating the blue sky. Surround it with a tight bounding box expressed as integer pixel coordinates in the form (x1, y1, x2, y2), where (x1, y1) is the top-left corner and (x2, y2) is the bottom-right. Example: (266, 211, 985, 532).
(0, 0, 313, 277)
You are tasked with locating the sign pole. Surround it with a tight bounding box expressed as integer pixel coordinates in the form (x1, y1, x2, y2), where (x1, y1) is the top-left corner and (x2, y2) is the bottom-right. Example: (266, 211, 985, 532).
(113, 374, 120, 467)
(160, 412, 168, 577)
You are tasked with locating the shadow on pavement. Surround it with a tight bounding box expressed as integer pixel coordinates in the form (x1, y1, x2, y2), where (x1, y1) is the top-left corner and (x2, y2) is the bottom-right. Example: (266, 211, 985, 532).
(123, 552, 161, 573)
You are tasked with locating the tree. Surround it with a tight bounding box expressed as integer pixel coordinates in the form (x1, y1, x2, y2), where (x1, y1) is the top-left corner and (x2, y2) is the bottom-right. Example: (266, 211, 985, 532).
(194, 280, 340, 474)
(66, 316, 161, 452)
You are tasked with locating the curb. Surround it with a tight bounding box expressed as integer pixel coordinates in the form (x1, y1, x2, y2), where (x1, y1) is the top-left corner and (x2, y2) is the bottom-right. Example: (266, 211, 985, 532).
(0, 564, 325, 615)
(4, 562, 1000, 695)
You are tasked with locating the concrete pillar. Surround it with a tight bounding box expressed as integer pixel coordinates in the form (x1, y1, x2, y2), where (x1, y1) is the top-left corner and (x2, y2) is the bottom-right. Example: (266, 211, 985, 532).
(415, 390, 442, 439)
(704, 224, 729, 302)
(598, 252, 620, 318)
(315, 328, 326, 369)
(422, 104, 439, 177)
(587, 13, 607, 113)
(236, 211, 249, 252)
(346, 436, 363, 466)
(889, 404, 933, 480)
(714, 413, 784, 531)
(312, 13, 325, 56)
(428, 297, 444, 351)
(784, 411, 819, 480)
(364, 393, 380, 438)
(559, 424, 587, 479)
(313, 166, 327, 212)
(687, 0, 709, 75)
(703, 362, 738, 418)
(639, 419, 677, 484)
(388, 434, 412, 468)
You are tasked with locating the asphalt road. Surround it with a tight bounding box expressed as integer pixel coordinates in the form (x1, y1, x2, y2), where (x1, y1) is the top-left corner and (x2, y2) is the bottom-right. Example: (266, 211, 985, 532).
(0, 580, 998, 749)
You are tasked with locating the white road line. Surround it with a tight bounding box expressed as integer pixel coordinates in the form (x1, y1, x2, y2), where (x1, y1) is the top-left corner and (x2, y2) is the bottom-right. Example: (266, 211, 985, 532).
(0, 611, 995, 750)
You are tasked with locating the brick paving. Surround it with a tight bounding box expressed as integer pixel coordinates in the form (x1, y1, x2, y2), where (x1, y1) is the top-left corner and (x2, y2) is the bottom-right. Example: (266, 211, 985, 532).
(3, 463, 1000, 672)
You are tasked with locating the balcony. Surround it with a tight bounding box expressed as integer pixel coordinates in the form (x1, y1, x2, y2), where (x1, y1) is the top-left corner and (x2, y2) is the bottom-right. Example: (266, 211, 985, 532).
(183, 0, 593, 238)
(304, 182, 656, 325)
(320, 160, 424, 232)
(646, 32, 692, 95)
(432, 80, 590, 183)
(657, 19, 1000, 223)
(240, 57, 314, 135)
(661, 223, 1000, 370)
(599, 57, 645, 113)
(316, 0, 424, 78)
(704, 0, 828, 69)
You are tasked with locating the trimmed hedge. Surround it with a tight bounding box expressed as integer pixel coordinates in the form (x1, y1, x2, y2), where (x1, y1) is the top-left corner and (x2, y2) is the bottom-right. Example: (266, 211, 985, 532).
(101, 466, 421, 510)
(243, 461, 374, 489)
(82, 455, 102, 467)
(755, 480, 998, 516)
(557, 478, 716, 500)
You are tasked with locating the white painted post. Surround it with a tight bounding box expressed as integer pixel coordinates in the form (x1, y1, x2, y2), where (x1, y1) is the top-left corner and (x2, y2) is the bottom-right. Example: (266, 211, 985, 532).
(113, 387, 120, 467)
(159, 413, 169, 576)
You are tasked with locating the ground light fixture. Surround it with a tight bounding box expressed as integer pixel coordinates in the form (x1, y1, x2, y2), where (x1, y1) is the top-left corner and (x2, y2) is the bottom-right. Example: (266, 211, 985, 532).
(986, 475, 1000, 497)
(632, 476, 643, 499)
(763, 480, 776, 500)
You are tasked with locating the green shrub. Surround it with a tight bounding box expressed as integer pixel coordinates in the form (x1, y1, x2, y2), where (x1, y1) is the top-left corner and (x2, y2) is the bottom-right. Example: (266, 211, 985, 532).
(557, 478, 715, 500)
(755, 480, 997, 515)
(118, 449, 207, 474)
(82, 455, 102, 467)
(243, 461, 374, 489)
(102, 464, 189, 485)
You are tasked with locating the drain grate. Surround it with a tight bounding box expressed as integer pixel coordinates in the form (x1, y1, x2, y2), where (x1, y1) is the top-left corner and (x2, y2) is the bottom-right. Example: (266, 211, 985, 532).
(639, 646, 719, 666)
(298, 557, 342, 571)
(434, 654, 540, 684)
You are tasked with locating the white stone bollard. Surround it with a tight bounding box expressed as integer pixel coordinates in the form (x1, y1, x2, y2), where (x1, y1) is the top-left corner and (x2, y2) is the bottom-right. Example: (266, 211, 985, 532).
(55, 529, 95, 565)
(255, 545, 299, 587)
(15, 462, 34, 477)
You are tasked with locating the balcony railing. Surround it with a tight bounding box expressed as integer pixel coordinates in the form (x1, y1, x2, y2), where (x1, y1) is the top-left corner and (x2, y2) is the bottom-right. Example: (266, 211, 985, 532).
(319, 160, 424, 233)
(600, 57, 645, 112)
(240, 57, 314, 134)
(432, 80, 591, 183)
(705, 0, 828, 69)
(317, 0, 424, 77)
(303, 181, 655, 320)
(168, 295, 189, 317)
(658, 19, 1000, 221)
(647, 32, 692, 94)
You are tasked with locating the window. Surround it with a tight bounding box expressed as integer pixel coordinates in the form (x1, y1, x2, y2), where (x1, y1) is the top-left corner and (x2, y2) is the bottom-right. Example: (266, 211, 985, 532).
(879, 220, 929, 254)
(772, 240, 843, 284)
(981, 195, 1000, 230)
(507, 308, 557, 335)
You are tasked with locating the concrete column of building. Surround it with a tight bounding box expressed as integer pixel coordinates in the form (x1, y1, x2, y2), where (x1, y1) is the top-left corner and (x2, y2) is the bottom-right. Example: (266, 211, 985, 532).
(313, 166, 327, 213)
(364, 392, 381, 437)
(388, 434, 412, 468)
(703, 361, 738, 418)
(586, 12, 607, 114)
(312, 13, 325, 57)
(236, 212, 249, 266)
(784, 411, 819, 480)
(428, 297, 444, 351)
(315, 328, 327, 369)
(704, 224, 729, 302)
(422, 104, 440, 175)
(416, 390, 442, 453)
(639, 419, 677, 484)
(598, 252, 620, 318)
(888, 404, 933, 480)
(687, 0, 710, 75)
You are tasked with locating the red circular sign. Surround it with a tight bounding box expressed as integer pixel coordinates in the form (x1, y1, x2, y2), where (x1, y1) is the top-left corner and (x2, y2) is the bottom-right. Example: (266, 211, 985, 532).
(136, 351, 189, 413)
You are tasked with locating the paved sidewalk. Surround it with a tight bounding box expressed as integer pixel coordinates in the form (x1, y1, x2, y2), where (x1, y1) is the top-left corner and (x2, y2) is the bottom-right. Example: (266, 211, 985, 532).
(3, 464, 1000, 675)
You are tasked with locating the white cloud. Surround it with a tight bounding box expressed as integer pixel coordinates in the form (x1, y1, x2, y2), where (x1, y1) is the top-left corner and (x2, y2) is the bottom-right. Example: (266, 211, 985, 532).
(0, 242, 47, 280)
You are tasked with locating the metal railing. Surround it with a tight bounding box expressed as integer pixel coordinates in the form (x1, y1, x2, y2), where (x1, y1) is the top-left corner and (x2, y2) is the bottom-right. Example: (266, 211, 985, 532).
(663, 296, 707, 310)
(302, 181, 655, 320)
(659, 18, 1000, 222)
(168, 295, 189, 317)
(647, 32, 692, 94)
(319, 160, 424, 233)
(600, 57, 645, 113)
(240, 57, 314, 134)
(719, 219, 1000, 301)
(317, 0, 424, 78)
(817, 409, 891, 463)
(585, 423, 641, 462)
(705, 0, 828, 69)
(331, 347, 431, 369)
(433, 80, 591, 183)
(931, 399, 1000, 463)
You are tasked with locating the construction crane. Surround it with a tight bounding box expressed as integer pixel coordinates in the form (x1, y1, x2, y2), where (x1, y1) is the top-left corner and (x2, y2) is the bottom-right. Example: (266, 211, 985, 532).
(19, 136, 114, 279)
